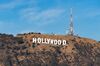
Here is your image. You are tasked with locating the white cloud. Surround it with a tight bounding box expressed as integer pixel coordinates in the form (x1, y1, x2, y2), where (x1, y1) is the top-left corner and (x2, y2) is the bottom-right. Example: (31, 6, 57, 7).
(76, 8, 100, 19)
(0, 0, 36, 10)
(20, 7, 66, 26)
(0, 1, 19, 10)
(0, 21, 14, 28)
(0, 21, 16, 34)
(86, 10, 100, 17)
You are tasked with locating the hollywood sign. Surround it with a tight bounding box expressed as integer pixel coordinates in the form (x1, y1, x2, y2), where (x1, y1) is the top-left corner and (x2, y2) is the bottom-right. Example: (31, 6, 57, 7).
(33, 38, 67, 45)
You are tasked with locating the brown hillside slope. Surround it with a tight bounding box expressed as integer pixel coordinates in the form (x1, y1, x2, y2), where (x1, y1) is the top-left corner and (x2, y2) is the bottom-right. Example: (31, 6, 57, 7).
(0, 33, 100, 66)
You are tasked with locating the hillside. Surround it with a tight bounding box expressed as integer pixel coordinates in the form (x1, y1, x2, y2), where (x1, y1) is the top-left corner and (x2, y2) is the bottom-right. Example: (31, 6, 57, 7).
(0, 33, 100, 66)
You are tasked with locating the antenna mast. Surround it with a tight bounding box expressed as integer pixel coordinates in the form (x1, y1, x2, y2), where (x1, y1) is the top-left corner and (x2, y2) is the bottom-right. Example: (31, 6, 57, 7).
(68, 8, 74, 35)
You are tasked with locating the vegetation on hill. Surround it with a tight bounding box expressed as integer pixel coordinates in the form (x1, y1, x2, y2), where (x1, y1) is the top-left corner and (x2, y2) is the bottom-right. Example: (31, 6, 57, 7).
(0, 33, 100, 66)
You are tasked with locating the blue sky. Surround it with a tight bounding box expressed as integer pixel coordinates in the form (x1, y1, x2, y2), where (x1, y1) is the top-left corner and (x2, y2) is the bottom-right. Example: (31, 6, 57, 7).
(0, 0, 100, 40)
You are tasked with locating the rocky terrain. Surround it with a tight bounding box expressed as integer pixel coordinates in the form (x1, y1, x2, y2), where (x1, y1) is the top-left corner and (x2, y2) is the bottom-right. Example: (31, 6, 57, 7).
(0, 33, 100, 66)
